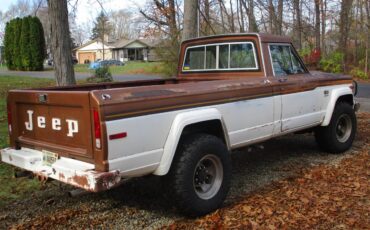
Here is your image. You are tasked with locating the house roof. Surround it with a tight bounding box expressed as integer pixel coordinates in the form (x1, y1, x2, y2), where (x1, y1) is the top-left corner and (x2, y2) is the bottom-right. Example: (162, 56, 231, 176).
(111, 39, 162, 49)
(75, 38, 163, 51)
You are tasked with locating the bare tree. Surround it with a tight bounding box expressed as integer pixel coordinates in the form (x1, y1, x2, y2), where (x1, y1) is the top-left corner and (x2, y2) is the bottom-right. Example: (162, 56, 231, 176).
(47, 0, 76, 86)
(320, 0, 327, 54)
(339, 0, 354, 67)
(365, 0, 370, 74)
(183, 0, 198, 40)
(314, 0, 320, 50)
(293, 0, 302, 49)
(240, 0, 259, 32)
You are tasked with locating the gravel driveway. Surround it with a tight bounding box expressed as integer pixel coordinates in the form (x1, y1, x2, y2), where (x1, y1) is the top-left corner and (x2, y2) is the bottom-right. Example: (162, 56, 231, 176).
(0, 114, 369, 229)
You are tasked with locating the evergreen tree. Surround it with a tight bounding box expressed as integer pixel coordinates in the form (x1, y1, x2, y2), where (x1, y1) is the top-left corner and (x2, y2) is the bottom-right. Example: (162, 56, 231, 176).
(90, 11, 113, 40)
(20, 16, 31, 70)
(29, 16, 46, 70)
(4, 21, 14, 70)
(3, 16, 46, 71)
(13, 18, 23, 70)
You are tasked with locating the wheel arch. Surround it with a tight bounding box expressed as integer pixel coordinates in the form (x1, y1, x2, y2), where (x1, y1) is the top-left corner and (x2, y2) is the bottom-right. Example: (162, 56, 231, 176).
(321, 86, 354, 126)
(153, 108, 229, 176)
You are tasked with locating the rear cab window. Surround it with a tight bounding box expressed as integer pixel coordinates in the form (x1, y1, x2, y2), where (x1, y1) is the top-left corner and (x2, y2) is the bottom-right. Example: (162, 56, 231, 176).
(182, 42, 259, 72)
(269, 44, 306, 77)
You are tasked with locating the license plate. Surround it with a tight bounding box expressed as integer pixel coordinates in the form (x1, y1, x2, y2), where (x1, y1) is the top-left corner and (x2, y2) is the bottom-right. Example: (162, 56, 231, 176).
(42, 150, 58, 166)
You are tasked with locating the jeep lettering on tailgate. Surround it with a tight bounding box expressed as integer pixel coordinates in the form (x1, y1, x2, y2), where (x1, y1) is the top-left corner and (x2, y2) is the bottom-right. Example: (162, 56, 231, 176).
(24, 110, 79, 137)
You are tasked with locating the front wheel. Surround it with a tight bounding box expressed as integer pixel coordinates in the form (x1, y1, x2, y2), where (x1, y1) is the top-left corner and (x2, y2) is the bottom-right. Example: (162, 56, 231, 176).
(166, 134, 231, 217)
(315, 102, 357, 153)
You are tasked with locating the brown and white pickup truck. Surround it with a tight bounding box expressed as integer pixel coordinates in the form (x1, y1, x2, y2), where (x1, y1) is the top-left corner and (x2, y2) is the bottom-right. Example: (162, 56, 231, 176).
(1, 33, 360, 216)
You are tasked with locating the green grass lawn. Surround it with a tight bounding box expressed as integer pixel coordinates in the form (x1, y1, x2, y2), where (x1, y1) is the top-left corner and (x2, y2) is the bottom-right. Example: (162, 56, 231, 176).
(75, 61, 166, 75)
(0, 76, 53, 206)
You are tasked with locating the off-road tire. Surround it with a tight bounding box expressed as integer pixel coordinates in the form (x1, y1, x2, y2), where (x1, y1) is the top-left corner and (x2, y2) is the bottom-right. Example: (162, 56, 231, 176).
(166, 134, 231, 217)
(315, 102, 357, 153)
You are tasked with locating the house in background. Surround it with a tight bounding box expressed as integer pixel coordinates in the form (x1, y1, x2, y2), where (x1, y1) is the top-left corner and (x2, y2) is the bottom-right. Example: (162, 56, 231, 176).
(111, 39, 161, 62)
(74, 38, 162, 64)
(74, 39, 115, 64)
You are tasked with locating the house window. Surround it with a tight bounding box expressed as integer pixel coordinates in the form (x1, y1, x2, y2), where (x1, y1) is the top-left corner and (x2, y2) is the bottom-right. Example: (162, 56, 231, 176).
(182, 42, 258, 72)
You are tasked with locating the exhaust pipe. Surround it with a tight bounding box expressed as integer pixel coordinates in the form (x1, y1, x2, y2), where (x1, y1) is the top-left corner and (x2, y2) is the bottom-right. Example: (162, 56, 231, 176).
(68, 189, 90, 197)
(14, 170, 33, 178)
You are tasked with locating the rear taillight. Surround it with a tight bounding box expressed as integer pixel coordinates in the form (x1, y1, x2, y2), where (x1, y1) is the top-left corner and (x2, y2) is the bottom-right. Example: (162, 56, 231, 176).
(93, 109, 101, 149)
(7, 103, 12, 134)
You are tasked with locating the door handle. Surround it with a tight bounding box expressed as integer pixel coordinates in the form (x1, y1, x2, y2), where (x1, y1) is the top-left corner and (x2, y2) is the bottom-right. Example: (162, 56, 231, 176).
(263, 79, 271, 84)
(278, 78, 288, 83)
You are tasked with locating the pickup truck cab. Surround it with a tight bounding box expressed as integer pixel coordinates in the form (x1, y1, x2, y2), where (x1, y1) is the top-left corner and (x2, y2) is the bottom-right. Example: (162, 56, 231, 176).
(1, 33, 359, 216)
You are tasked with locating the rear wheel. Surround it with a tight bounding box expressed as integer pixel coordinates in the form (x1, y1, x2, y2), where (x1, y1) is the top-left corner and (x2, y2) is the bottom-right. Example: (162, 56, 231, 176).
(167, 134, 231, 217)
(315, 102, 357, 153)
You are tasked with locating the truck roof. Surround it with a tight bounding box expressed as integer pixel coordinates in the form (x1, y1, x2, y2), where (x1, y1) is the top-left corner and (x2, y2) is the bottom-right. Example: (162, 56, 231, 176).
(181, 33, 292, 44)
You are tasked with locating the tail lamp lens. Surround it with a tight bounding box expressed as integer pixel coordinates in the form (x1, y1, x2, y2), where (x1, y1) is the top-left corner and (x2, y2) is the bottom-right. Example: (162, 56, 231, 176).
(7, 103, 12, 134)
(93, 109, 101, 149)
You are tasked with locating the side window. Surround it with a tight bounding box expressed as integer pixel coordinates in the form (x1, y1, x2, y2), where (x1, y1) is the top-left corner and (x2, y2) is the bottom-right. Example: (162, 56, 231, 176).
(205, 46, 217, 69)
(183, 47, 205, 70)
(230, 43, 257, 69)
(183, 42, 259, 72)
(269, 44, 305, 76)
(218, 44, 229, 69)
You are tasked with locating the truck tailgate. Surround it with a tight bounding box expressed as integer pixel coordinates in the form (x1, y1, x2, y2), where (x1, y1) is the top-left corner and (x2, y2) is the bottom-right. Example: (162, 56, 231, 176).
(8, 90, 94, 160)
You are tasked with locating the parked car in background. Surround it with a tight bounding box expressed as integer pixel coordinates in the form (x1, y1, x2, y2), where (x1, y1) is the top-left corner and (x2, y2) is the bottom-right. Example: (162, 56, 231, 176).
(88, 59, 124, 69)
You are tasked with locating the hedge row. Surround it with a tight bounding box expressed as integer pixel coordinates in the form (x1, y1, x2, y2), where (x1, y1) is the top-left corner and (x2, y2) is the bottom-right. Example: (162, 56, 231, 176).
(4, 16, 46, 71)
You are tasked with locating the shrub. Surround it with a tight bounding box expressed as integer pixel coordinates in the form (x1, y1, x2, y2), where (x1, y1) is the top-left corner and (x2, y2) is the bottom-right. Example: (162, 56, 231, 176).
(350, 67, 369, 80)
(319, 52, 344, 73)
(3, 16, 46, 71)
(87, 66, 113, 83)
(20, 16, 31, 70)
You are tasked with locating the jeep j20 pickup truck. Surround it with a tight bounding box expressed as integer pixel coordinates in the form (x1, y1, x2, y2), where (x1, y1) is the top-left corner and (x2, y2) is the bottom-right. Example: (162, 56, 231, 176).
(1, 33, 359, 216)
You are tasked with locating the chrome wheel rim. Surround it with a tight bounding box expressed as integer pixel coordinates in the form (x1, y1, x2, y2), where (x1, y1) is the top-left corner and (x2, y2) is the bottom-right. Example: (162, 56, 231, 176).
(193, 154, 223, 200)
(336, 114, 352, 143)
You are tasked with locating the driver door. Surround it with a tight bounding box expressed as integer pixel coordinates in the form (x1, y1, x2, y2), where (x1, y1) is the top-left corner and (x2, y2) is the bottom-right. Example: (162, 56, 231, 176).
(269, 44, 319, 132)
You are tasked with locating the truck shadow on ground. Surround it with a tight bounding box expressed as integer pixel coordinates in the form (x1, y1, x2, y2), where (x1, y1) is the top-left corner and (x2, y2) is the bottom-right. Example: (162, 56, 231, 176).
(104, 133, 348, 211)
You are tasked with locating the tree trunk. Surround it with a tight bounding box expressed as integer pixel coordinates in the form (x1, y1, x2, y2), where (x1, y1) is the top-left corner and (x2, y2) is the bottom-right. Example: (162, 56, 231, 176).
(47, 0, 75, 86)
(268, 0, 275, 34)
(314, 0, 320, 50)
(218, 0, 226, 33)
(240, 0, 258, 32)
(365, 0, 370, 74)
(321, 0, 326, 55)
(293, 0, 302, 49)
(183, 0, 198, 40)
(204, 0, 211, 34)
(247, 0, 258, 32)
(229, 0, 236, 33)
(339, 0, 354, 63)
(168, 0, 177, 39)
(277, 0, 283, 35)
(238, 0, 245, 32)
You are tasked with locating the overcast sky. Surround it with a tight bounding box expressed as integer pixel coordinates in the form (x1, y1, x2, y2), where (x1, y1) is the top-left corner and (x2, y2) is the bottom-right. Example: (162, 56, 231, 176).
(0, 0, 145, 24)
